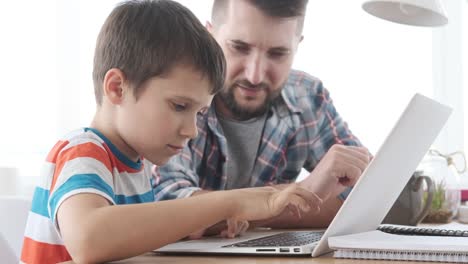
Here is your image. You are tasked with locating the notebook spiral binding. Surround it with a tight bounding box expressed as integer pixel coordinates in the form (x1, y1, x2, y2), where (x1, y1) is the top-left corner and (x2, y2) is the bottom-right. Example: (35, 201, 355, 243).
(377, 225, 468, 237)
(335, 248, 468, 263)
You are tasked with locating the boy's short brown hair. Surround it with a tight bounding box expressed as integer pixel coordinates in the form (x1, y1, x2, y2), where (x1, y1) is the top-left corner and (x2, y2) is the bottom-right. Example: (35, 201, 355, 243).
(93, 0, 226, 105)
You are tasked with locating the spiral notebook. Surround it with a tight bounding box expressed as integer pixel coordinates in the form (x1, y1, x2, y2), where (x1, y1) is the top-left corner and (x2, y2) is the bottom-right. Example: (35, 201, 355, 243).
(329, 223, 468, 263)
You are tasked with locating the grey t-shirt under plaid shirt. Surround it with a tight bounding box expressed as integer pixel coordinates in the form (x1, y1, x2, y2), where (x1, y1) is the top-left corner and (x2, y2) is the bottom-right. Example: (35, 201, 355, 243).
(218, 113, 267, 189)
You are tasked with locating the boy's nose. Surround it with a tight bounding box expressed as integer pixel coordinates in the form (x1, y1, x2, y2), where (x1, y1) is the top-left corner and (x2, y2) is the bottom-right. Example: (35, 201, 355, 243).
(181, 116, 198, 139)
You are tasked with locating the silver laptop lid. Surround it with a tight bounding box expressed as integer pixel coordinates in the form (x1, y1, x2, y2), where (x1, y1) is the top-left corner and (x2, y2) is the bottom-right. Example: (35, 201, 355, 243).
(312, 93, 452, 257)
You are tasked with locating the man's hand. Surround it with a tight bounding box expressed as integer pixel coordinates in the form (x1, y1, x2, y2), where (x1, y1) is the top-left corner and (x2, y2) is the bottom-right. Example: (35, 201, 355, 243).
(300, 144, 370, 200)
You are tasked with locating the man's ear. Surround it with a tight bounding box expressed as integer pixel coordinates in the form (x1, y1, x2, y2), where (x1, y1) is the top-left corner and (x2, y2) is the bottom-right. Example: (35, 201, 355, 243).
(103, 68, 126, 105)
(206, 21, 213, 33)
(293, 35, 304, 53)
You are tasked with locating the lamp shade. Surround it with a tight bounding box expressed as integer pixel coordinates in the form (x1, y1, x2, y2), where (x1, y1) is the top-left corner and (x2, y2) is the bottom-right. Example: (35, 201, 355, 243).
(362, 0, 448, 27)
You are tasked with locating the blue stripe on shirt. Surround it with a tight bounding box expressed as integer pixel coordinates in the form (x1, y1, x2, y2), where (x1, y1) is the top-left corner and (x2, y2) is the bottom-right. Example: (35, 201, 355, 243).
(115, 189, 155, 204)
(48, 174, 115, 222)
(85, 127, 142, 170)
(31, 187, 50, 218)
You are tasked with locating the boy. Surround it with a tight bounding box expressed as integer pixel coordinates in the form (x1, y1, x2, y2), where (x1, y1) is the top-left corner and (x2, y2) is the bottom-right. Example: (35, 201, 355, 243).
(20, 1, 321, 263)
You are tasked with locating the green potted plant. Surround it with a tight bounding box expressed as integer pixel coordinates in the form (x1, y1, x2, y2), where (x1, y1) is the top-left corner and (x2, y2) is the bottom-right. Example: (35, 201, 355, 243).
(423, 180, 453, 223)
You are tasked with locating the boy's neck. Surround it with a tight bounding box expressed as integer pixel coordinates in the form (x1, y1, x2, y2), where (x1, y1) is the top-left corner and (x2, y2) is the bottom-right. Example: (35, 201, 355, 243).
(90, 110, 140, 162)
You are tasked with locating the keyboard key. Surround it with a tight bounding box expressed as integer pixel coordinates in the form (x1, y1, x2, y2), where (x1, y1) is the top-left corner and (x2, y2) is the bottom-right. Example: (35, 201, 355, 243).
(222, 231, 323, 248)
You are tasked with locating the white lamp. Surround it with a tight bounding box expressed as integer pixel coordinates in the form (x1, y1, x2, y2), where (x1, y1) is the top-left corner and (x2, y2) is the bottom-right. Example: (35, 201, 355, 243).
(362, 0, 448, 27)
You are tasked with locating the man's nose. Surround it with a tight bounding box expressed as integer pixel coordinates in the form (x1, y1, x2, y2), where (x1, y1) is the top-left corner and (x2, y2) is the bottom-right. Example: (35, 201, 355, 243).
(244, 54, 266, 85)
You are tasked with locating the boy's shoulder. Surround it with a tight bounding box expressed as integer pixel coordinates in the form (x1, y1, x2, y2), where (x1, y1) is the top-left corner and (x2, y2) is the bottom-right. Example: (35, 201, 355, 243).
(61, 128, 106, 149)
(47, 128, 108, 162)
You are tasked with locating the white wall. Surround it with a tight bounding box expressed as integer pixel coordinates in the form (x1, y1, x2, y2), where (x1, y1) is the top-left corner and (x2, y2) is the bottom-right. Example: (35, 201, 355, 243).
(0, 0, 466, 196)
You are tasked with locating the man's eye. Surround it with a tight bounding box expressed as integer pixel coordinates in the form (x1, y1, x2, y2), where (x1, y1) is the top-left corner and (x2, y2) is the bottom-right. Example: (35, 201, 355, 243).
(173, 103, 186, 112)
(268, 51, 286, 59)
(232, 44, 249, 53)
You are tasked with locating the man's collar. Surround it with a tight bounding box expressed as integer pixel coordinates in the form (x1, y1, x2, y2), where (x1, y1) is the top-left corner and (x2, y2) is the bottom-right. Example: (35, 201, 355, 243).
(278, 83, 303, 114)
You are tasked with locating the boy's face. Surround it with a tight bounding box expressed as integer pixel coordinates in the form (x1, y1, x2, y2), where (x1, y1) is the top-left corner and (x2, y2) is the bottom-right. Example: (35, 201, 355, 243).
(209, 0, 302, 120)
(115, 65, 212, 165)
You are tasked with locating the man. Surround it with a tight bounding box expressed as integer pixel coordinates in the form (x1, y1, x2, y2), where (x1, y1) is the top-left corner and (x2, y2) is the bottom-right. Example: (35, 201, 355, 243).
(153, 0, 370, 236)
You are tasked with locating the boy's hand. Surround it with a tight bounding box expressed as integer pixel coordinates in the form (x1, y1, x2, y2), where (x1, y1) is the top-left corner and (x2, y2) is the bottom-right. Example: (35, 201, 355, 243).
(300, 144, 370, 200)
(231, 183, 322, 222)
(187, 183, 322, 240)
(220, 219, 249, 238)
(187, 219, 249, 239)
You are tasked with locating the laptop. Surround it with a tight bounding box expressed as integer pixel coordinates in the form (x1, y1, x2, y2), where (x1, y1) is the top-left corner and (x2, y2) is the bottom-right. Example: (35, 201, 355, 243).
(155, 93, 452, 257)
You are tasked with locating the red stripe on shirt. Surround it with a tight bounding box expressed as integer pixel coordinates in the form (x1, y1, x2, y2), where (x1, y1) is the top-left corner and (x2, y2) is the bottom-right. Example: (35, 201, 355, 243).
(101, 143, 142, 174)
(21, 237, 71, 264)
(50, 142, 112, 192)
(45, 140, 69, 163)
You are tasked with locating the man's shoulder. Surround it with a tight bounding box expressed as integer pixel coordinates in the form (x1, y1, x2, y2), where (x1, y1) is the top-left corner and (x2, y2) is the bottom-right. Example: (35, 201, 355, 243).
(283, 69, 325, 95)
(286, 69, 322, 85)
(280, 69, 328, 110)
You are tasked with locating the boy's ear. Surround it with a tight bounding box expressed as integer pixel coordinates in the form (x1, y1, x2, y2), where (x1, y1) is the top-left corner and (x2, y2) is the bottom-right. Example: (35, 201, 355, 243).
(103, 68, 126, 105)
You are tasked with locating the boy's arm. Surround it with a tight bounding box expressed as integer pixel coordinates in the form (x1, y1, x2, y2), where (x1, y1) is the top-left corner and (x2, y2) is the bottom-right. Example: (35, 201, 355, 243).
(57, 184, 319, 263)
(57, 192, 231, 263)
(191, 192, 342, 237)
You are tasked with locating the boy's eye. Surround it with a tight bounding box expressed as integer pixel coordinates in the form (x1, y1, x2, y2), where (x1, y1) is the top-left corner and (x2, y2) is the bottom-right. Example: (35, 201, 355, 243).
(173, 103, 187, 112)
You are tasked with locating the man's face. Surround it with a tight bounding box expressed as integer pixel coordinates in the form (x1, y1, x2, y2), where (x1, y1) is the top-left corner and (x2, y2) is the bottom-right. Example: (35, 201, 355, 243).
(209, 0, 302, 120)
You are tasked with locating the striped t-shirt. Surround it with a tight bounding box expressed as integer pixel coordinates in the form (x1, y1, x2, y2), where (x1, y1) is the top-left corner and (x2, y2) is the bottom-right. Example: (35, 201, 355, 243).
(21, 128, 155, 264)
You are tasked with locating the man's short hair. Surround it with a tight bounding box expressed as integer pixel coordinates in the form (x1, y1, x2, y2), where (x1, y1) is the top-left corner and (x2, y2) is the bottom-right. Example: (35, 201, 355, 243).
(93, 0, 226, 105)
(211, 0, 308, 35)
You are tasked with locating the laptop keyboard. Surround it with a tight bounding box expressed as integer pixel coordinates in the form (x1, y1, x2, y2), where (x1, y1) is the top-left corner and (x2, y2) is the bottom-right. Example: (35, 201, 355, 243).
(222, 231, 324, 248)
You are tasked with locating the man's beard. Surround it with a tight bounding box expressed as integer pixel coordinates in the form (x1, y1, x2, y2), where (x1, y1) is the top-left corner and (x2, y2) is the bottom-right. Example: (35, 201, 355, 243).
(218, 80, 280, 120)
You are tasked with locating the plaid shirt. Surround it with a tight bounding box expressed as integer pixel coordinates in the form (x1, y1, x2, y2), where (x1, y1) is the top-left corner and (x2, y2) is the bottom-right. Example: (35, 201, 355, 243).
(153, 69, 363, 201)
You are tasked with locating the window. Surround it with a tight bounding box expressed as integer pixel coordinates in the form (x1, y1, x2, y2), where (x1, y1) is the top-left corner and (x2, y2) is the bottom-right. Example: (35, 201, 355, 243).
(431, 0, 467, 182)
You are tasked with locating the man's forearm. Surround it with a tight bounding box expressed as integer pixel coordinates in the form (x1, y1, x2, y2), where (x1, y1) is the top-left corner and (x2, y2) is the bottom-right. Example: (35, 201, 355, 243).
(251, 196, 343, 229)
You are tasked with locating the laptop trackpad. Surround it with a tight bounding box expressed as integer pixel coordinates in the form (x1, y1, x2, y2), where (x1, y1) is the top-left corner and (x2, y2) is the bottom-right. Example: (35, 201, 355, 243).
(155, 230, 279, 251)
